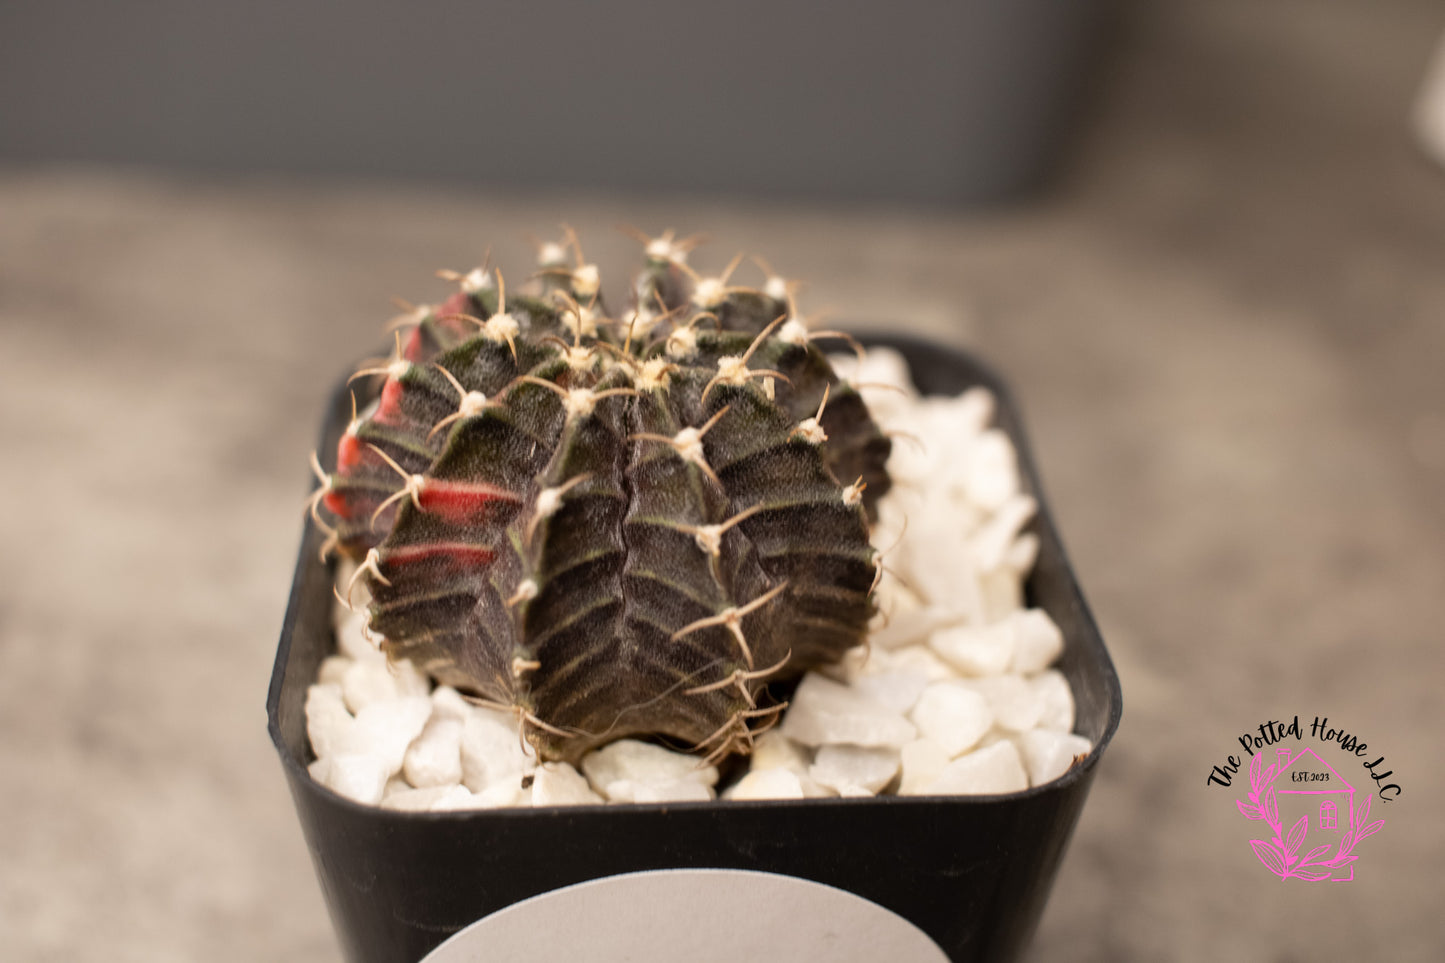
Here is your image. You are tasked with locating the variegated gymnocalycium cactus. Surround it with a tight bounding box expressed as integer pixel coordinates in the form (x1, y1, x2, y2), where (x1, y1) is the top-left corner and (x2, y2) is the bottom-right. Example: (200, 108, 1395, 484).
(309, 230, 892, 764)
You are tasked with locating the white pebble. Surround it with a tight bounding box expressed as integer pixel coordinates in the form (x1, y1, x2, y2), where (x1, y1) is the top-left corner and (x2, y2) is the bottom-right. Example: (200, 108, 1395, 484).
(1004, 533, 1039, 573)
(868, 644, 956, 682)
(532, 762, 603, 806)
(871, 569, 924, 620)
(403, 716, 464, 788)
(869, 604, 959, 651)
(581, 739, 719, 799)
(305, 683, 354, 759)
(809, 745, 900, 795)
(815, 644, 872, 685)
(594, 779, 642, 803)
(881, 423, 934, 487)
(1017, 730, 1092, 787)
(855, 346, 916, 395)
(974, 729, 1011, 750)
(317, 655, 350, 686)
(852, 669, 930, 715)
(970, 494, 1037, 571)
(309, 754, 390, 805)
(460, 711, 531, 793)
(333, 606, 382, 662)
(929, 622, 1014, 677)
(920, 401, 986, 489)
(429, 685, 473, 721)
(726, 768, 805, 800)
(953, 387, 997, 436)
(965, 429, 1020, 511)
(898, 739, 951, 795)
(341, 659, 400, 715)
(389, 658, 432, 698)
(869, 480, 916, 552)
(909, 682, 993, 757)
(381, 785, 472, 812)
(418, 780, 529, 811)
(1010, 609, 1064, 673)
(1030, 670, 1076, 732)
(748, 730, 812, 774)
(901, 505, 987, 610)
(340, 696, 433, 775)
(473, 780, 531, 809)
(606, 779, 716, 803)
(926, 740, 1029, 796)
(829, 347, 916, 421)
(965, 676, 1045, 733)
(430, 785, 489, 810)
(780, 674, 918, 749)
(436, 781, 528, 810)
(978, 565, 1024, 623)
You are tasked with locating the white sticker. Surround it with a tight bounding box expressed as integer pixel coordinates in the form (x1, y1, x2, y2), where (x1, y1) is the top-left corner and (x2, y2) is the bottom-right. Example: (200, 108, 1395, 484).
(421, 868, 949, 962)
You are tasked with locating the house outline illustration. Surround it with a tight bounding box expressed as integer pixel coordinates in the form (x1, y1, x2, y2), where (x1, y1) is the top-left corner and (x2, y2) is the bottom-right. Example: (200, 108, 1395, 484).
(1265, 745, 1357, 881)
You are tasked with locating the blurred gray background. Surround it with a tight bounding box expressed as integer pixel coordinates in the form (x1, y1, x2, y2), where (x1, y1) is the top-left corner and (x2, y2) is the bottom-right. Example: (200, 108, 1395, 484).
(0, 0, 1105, 202)
(3, 1, 1445, 961)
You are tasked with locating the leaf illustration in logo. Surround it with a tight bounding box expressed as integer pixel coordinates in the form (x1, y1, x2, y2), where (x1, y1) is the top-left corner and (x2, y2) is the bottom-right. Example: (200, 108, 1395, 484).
(1250, 839, 1287, 877)
(1249, 753, 1264, 791)
(1285, 815, 1308, 862)
(1262, 763, 1277, 787)
(1357, 819, 1384, 844)
(1355, 793, 1372, 830)
(1264, 786, 1280, 827)
(1294, 867, 1332, 882)
(1336, 829, 1354, 856)
(1302, 843, 1332, 865)
(1236, 800, 1264, 820)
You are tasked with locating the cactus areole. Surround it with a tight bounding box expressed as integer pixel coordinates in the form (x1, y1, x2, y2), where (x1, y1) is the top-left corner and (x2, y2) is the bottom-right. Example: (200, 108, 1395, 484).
(310, 231, 892, 764)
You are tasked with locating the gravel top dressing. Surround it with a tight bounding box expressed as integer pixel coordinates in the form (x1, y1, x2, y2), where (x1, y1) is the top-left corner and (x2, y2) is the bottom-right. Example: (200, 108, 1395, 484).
(305, 346, 1091, 809)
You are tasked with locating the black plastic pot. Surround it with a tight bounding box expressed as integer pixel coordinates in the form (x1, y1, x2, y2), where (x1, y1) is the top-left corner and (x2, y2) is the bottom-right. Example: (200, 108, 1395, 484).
(268, 334, 1122, 963)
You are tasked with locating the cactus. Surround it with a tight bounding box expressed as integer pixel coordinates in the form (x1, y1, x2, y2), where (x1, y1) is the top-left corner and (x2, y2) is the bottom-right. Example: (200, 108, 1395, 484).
(309, 229, 891, 764)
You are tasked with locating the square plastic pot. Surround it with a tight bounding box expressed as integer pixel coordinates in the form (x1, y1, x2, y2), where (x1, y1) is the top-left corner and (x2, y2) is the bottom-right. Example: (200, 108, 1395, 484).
(267, 334, 1122, 962)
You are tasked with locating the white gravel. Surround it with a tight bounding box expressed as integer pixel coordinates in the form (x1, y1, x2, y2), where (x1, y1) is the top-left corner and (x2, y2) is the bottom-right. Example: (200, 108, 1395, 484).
(305, 347, 1093, 808)
(779, 674, 920, 749)
(909, 683, 993, 758)
(581, 740, 720, 802)
(926, 740, 1031, 796)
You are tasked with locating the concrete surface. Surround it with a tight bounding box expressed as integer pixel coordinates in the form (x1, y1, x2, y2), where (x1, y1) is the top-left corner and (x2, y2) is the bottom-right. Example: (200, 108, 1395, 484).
(2, 1, 1443, 960)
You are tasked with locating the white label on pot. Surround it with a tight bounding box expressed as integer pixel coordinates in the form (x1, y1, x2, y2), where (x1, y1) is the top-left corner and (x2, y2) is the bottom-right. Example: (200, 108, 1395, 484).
(419, 868, 950, 963)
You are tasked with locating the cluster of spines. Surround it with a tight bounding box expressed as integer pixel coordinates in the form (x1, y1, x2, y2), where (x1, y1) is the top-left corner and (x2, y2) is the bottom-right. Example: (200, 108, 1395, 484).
(309, 228, 891, 764)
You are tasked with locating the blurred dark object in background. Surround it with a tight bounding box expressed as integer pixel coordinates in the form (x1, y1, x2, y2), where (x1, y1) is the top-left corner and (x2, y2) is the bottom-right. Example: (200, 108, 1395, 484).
(0, 0, 1109, 204)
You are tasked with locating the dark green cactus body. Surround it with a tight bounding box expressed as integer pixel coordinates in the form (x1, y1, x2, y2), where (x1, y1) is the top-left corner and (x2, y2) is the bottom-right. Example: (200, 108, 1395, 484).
(315, 241, 891, 762)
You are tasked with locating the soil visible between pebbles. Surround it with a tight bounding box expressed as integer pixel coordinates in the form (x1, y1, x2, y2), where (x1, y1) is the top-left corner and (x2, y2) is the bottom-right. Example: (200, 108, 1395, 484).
(305, 347, 1092, 809)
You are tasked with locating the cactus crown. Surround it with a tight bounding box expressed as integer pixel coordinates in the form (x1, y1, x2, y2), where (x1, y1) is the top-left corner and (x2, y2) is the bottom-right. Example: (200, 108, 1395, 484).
(311, 229, 891, 764)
